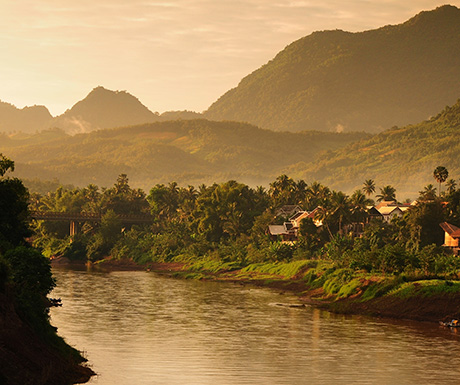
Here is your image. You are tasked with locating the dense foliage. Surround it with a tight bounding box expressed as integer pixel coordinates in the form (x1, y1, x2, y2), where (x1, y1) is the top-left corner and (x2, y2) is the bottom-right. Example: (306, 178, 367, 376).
(205, 5, 460, 133)
(32, 169, 460, 281)
(0, 155, 61, 338)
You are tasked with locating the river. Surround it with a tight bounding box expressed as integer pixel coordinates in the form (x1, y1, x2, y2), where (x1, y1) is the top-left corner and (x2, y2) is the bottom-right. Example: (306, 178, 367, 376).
(50, 268, 460, 385)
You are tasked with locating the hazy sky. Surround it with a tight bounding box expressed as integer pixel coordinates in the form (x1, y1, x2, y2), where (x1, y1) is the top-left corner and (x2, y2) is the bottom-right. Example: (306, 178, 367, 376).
(0, 1, 458, 115)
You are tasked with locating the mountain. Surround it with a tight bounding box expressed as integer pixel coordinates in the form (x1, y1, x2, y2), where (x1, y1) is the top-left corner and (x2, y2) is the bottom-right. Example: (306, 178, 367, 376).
(205, 5, 460, 133)
(52, 86, 160, 133)
(0, 101, 53, 133)
(0, 120, 367, 191)
(286, 99, 460, 198)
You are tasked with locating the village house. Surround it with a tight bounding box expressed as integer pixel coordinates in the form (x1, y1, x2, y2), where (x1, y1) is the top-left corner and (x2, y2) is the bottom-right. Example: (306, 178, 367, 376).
(373, 201, 414, 223)
(274, 205, 303, 219)
(268, 201, 417, 243)
(439, 222, 460, 255)
(268, 209, 320, 242)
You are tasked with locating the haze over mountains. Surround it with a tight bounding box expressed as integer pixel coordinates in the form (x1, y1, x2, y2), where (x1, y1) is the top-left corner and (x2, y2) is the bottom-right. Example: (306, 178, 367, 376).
(2, 97, 459, 198)
(0, 5, 459, 197)
(0, 87, 204, 134)
(1, 5, 460, 135)
(0, 121, 367, 190)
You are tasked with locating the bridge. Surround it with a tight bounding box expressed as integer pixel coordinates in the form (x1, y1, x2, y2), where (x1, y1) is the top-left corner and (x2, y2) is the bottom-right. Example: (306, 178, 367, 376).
(30, 211, 154, 236)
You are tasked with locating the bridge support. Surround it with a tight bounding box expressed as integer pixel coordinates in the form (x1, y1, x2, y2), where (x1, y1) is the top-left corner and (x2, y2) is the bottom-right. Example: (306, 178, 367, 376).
(70, 221, 79, 237)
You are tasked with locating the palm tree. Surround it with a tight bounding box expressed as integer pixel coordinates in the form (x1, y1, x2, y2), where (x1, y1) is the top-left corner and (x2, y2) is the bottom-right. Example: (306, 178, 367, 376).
(433, 166, 449, 196)
(350, 190, 373, 224)
(362, 179, 376, 197)
(305, 181, 330, 210)
(329, 191, 352, 235)
(418, 184, 437, 201)
(269, 174, 295, 205)
(293, 179, 308, 204)
(83, 184, 101, 213)
(375, 185, 396, 202)
(445, 178, 457, 196)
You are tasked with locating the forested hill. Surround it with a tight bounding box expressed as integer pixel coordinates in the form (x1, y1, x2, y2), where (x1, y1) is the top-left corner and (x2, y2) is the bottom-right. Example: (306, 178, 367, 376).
(287, 99, 460, 197)
(0, 120, 368, 191)
(204, 5, 460, 133)
(52, 86, 161, 133)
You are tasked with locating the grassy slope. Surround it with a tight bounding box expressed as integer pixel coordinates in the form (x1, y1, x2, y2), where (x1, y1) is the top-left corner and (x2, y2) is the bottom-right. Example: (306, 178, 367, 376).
(165, 259, 460, 323)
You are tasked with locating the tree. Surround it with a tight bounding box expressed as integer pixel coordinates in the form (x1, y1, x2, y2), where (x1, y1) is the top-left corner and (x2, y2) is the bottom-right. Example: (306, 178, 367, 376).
(329, 191, 352, 235)
(305, 181, 330, 211)
(148, 183, 180, 222)
(446, 179, 457, 195)
(405, 200, 446, 250)
(376, 185, 396, 202)
(0, 157, 31, 252)
(4, 246, 55, 297)
(362, 179, 376, 197)
(269, 174, 296, 207)
(114, 173, 131, 195)
(193, 181, 267, 242)
(102, 174, 148, 215)
(0, 153, 14, 176)
(350, 190, 373, 224)
(433, 166, 449, 196)
(418, 184, 437, 202)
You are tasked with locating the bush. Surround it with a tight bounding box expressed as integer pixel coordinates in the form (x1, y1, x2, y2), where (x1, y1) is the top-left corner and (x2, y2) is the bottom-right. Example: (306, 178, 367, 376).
(267, 242, 295, 262)
(4, 246, 55, 296)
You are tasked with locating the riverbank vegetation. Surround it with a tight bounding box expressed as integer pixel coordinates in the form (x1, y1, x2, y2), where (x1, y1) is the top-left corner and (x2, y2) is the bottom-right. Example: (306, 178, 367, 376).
(29, 165, 460, 320)
(0, 154, 94, 384)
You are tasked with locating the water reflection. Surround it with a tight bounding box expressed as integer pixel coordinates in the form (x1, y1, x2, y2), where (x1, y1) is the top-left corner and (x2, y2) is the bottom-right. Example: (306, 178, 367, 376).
(50, 268, 460, 385)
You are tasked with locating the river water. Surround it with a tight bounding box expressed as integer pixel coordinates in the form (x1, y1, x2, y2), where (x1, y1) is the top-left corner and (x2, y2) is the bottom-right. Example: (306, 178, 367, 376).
(50, 268, 460, 385)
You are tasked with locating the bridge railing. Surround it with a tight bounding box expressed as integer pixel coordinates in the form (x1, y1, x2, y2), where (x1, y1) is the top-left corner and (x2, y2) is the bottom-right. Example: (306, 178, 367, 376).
(30, 211, 154, 223)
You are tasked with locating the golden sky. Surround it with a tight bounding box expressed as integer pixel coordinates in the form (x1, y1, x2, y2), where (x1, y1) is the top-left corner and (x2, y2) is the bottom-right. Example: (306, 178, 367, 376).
(0, 0, 457, 115)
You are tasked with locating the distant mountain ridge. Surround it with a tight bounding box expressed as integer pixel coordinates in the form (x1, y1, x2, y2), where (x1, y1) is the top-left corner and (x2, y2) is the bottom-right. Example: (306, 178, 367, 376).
(0, 87, 204, 134)
(0, 101, 52, 133)
(2, 97, 460, 198)
(0, 120, 367, 190)
(1, 6, 460, 136)
(204, 5, 460, 133)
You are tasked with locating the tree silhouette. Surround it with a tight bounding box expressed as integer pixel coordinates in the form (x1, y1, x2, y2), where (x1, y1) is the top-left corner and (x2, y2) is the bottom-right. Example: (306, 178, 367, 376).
(0, 153, 14, 177)
(362, 179, 376, 197)
(446, 179, 457, 195)
(418, 184, 437, 201)
(433, 166, 449, 196)
(376, 185, 396, 202)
